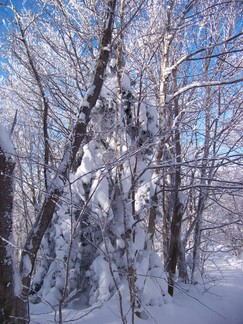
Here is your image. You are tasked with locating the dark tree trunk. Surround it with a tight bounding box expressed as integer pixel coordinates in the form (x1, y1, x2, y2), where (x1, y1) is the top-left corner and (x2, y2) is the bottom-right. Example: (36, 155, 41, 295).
(0, 145, 28, 323)
(167, 193, 183, 296)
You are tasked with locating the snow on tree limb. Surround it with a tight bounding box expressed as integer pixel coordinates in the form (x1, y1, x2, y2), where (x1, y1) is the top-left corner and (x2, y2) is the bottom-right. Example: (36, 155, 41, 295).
(0, 124, 15, 158)
(167, 77, 243, 102)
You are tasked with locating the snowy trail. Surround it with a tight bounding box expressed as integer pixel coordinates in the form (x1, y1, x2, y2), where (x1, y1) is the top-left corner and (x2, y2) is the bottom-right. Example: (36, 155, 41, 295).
(30, 256, 243, 324)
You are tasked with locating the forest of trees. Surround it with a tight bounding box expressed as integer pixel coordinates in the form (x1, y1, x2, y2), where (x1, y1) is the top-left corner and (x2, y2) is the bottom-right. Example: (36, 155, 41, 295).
(0, 0, 242, 323)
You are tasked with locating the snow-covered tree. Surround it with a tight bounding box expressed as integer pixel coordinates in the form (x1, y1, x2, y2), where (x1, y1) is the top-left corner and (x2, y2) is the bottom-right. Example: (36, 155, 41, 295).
(0, 0, 242, 323)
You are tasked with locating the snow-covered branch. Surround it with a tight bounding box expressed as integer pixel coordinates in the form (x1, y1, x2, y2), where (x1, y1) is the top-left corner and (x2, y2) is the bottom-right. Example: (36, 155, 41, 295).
(167, 77, 243, 102)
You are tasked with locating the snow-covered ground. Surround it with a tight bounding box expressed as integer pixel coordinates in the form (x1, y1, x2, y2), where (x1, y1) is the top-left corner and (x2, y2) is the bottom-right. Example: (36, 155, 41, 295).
(30, 254, 243, 324)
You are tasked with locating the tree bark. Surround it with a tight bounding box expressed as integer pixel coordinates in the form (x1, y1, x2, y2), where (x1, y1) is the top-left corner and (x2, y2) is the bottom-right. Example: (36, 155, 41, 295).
(0, 143, 27, 323)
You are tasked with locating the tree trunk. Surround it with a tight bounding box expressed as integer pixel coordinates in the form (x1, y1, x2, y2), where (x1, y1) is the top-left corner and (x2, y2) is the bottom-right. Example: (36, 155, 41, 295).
(191, 204, 204, 284)
(178, 238, 189, 283)
(167, 192, 183, 296)
(0, 143, 28, 323)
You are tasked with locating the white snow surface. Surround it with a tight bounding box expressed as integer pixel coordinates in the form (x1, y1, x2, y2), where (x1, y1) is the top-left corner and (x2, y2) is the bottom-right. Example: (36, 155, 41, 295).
(30, 254, 243, 323)
(0, 124, 14, 157)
